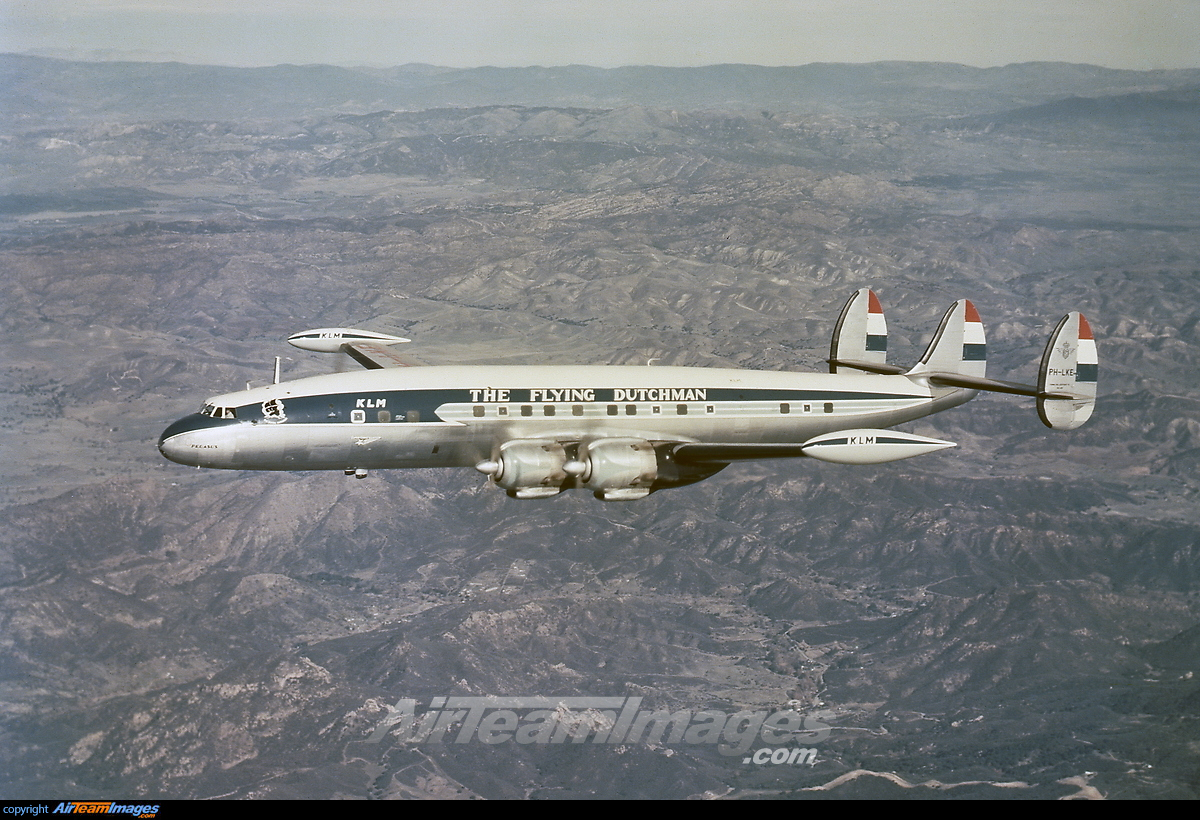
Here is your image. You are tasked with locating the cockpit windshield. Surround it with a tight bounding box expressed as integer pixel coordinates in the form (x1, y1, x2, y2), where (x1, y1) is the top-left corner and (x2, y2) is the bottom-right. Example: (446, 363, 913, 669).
(199, 403, 237, 419)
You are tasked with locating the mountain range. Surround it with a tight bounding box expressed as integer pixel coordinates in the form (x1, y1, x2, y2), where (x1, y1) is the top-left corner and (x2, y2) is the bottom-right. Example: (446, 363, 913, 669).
(1, 55, 1198, 799)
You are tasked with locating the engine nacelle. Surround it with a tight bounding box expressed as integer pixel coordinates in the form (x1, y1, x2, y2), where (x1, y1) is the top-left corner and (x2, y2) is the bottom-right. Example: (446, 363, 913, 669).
(476, 438, 729, 500)
(478, 439, 568, 499)
(800, 428, 955, 464)
(578, 438, 658, 501)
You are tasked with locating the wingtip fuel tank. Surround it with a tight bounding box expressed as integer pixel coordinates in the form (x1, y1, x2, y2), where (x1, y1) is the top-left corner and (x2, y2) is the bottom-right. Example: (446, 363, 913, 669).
(287, 328, 410, 353)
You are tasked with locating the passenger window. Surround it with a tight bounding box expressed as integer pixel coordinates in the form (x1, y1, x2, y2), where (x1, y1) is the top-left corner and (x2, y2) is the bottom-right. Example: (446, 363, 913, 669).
(607, 405, 618, 416)
(625, 405, 637, 415)
(351, 409, 366, 424)
(378, 410, 391, 423)
(705, 405, 715, 414)
(406, 410, 420, 423)
(780, 403, 790, 414)
(676, 404, 687, 415)
(651, 405, 660, 415)
(521, 405, 532, 417)
(544, 405, 556, 416)
(572, 405, 583, 416)
(823, 403, 833, 414)
(498, 406, 509, 416)
(473, 406, 485, 417)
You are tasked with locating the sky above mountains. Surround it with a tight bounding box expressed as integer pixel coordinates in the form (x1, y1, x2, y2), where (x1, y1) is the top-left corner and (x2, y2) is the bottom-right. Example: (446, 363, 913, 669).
(4, 0, 1198, 70)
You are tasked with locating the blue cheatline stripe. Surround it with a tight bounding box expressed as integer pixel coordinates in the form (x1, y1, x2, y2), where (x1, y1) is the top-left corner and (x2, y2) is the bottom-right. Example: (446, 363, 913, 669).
(231, 386, 930, 425)
(159, 414, 240, 442)
(962, 344, 987, 361)
(1076, 364, 1098, 382)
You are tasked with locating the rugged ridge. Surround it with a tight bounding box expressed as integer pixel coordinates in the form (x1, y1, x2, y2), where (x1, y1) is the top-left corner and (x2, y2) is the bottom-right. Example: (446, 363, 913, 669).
(1, 58, 1198, 799)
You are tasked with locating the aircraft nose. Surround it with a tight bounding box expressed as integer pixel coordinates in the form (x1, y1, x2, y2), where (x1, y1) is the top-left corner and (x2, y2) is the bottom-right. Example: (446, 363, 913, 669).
(158, 414, 237, 467)
(159, 415, 203, 465)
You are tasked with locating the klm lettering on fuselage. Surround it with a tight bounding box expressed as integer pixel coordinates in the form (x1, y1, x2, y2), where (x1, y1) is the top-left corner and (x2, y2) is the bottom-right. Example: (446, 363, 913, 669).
(468, 387, 708, 403)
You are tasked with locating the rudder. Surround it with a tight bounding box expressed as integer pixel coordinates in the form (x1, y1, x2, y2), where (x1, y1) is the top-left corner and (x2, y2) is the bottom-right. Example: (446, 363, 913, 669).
(908, 299, 987, 380)
(829, 288, 889, 374)
(1037, 312, 1097, 429)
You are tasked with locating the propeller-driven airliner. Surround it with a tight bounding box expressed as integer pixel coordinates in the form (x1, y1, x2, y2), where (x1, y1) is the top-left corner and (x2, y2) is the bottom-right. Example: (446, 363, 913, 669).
(158, 290, 1097, 500)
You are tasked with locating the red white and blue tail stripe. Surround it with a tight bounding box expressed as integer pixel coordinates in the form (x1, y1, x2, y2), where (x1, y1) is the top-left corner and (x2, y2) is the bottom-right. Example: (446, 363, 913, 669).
(829, 288, 894, 374)
(1037, 312, 1097, 429)
(910, 299, 987, 380)
(826, 289, 1097, 431)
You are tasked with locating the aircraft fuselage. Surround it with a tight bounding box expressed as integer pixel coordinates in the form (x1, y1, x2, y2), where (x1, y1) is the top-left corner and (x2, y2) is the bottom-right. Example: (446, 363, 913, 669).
(158, 364, 969, 473)
(157, 291, 1097, 499)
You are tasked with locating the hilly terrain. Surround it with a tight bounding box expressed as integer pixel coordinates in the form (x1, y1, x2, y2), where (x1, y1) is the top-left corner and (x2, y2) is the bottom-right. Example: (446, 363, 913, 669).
(1, 56, 1198, 799)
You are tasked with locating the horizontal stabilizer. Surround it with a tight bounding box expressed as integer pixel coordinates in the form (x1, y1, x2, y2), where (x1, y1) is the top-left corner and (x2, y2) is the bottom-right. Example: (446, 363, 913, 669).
(825, 358, 908, 375)
(829, 288, 888, 374)
(1037, 312, 1097, 429)
(924, 372, 1077, 400)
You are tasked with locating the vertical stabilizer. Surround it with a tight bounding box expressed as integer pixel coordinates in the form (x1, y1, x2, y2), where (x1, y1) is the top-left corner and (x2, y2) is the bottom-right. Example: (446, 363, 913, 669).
(829, 288, 888, 374)
(908, 299, 987, 380)
(1037, 312, 1097, 429)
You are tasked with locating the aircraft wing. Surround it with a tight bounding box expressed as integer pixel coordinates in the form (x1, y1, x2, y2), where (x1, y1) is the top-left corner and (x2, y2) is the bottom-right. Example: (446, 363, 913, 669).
(341, 341, 426, 369)
(670, 442, 809, 464)
(670, 428, 955, 466)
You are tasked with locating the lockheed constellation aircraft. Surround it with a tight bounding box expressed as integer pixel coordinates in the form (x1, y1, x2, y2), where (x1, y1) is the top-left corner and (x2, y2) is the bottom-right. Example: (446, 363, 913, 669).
(158, 290, 1097, 500)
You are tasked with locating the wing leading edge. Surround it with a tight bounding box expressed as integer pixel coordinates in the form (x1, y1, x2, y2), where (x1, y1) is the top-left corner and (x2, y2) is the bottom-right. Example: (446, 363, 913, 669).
(341, 341, 424, 369)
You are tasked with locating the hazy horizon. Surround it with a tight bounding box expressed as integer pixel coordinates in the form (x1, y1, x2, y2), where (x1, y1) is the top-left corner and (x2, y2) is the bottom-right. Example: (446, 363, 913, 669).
(4, 1, 1198, 72)
(12, 51, 1200, 73)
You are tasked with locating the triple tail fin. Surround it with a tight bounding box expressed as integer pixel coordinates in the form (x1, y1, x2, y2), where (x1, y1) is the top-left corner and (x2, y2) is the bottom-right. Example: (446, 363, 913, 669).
(906, 299, 987, 380)
(1037, 312, 1097, 429)
(905, 301, 1098, 430)
(825, 289, 1097, 431)
(828, 288, 901, 374)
